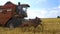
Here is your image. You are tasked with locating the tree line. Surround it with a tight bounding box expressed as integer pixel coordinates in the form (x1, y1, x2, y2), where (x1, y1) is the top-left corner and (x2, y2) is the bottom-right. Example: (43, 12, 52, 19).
(57, 16, 60, 18)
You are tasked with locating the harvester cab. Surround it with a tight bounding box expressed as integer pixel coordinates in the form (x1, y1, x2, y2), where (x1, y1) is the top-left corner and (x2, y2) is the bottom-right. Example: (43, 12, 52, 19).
(16, 2, 30, 18)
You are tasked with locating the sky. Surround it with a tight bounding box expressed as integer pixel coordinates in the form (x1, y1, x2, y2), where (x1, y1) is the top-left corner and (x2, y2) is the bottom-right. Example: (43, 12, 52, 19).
(0, 0, 60, 19)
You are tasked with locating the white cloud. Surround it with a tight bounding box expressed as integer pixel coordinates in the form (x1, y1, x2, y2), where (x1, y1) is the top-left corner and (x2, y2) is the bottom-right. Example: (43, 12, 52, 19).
(26, 5, 60, 19)
(58, 5, 60, 8)
(26, 9, 48, 19)
(35, 0, 47, 4)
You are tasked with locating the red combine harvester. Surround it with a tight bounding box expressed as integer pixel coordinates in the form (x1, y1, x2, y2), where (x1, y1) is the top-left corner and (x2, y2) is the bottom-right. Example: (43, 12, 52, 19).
(0, 1, 30, 28)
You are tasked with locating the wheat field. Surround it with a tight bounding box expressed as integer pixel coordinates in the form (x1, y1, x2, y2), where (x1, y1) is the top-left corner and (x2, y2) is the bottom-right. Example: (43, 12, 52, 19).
(0, 18, 60, 34)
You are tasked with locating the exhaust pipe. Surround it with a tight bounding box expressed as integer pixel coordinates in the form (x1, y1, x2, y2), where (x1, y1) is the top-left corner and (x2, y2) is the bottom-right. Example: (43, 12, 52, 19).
(18, 2, 20, 6)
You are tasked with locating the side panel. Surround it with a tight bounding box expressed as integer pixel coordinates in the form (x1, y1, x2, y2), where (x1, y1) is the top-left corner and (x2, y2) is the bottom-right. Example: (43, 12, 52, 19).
(0, 4, 16, 26)
(0, 11, 12, 26)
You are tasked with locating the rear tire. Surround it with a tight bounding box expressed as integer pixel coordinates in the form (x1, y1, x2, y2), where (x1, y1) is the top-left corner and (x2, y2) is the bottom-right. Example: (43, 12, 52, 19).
(9, 23, 14, 28)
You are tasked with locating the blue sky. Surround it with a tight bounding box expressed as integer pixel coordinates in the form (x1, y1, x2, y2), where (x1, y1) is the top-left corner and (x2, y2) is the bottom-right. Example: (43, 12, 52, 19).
(0, 0, 60, 19)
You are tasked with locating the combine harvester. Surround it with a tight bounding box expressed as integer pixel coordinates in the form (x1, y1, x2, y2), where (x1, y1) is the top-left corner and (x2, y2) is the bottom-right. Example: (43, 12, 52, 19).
(0, 1, 30, 28)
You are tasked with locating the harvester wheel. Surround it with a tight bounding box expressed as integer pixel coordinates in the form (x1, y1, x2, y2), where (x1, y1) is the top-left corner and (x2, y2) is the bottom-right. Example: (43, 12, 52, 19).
(5, 21, 14, 28)
(9, 23, 14, 28)
(5, 17, 22, 28)
(5, 18, 15, 28)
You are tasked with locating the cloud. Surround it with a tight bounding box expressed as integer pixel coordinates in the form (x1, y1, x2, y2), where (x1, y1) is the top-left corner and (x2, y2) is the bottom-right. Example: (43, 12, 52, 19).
(26, 9, 48, 18)
(58, 5, 60, 8)
(26, 5, 60, 19)
(35, 0, 47, 4)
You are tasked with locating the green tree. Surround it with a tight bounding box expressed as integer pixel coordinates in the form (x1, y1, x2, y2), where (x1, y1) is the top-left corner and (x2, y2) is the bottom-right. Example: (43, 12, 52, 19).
(57, 16, 60, 18)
